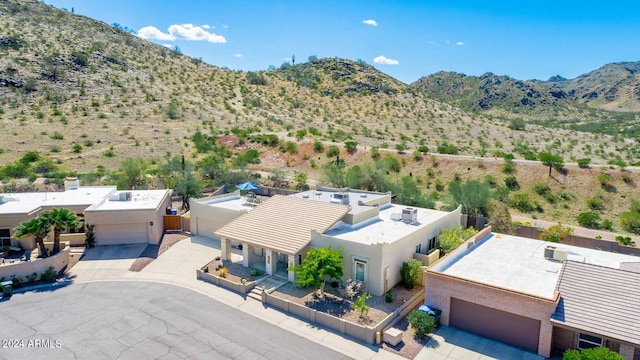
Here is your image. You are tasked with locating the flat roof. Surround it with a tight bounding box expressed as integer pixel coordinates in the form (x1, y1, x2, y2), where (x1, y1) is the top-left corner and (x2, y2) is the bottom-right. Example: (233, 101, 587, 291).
(0, 186, 117, 215)
(432, 233, 640, 299)
(324, 204, 452, 245)
(85, 189, 170, 211)
(292, 189, 389, 216)
(197, 193, 258, 212)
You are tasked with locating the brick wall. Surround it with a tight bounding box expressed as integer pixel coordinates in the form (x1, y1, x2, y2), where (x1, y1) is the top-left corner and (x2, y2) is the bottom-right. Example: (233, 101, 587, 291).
(425, 271, 559, 357)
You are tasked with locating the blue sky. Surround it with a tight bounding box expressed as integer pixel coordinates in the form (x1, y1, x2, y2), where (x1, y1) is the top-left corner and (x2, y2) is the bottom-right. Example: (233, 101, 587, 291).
(45, 0, 640, 84)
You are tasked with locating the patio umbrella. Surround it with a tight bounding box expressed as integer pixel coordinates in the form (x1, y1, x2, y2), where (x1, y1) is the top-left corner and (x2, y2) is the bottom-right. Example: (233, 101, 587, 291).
(236, 182, 261, 191)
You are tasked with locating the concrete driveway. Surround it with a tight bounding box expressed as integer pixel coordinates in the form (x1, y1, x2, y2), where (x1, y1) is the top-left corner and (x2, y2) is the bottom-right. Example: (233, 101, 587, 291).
(416, 326, 544, 360)
(70, 244, 146, 281)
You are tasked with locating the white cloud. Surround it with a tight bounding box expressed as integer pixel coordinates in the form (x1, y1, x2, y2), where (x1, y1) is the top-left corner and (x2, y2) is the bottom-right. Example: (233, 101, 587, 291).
(201, 24, 211, 29)
(137, 24, 227, 43)
(223, 24, 229, 29)
(233, 53, 243, 58)
(445, 40, 450, 44)
(456, 41, 464, 46)
(362, 19, 378, 27)
(161, 43, 173, 48)
(373, 55, 399, 65)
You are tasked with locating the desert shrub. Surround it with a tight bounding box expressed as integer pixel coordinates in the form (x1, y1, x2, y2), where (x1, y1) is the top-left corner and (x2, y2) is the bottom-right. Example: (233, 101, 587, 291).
(509, 118, 526, 130)
(577, 158, 591, 168)
(400, 259, 423, 289)
(312, 140, 324, 153)
(326, 145, 340, 158)
(40, 266, 57, 283)
(282, 141, 298, 154)
(407, 310, 435, 338)
(511, 193, 534, 212)
(436, 143, 458, 155)
(501, 159, 516, 173)
(385, 289, 394, 303)
(621, 172, 632, 184)
(621, 210, 640, 234)
(597, 172, 611, 186)
(577, 211, 601, 229)
(601, 219, 613, 230)
(586, 196, 604, 211)
(532, 182, 550, 195)
(504, 176, 520, 190)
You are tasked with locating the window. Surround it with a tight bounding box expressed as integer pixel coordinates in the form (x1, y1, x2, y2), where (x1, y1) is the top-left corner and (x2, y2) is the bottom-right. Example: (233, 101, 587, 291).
(427, 236, 437, 251)
(415, 243, 422, 254)
(354, 259, 366, 282)
(0, 229, 10, 247)
(578, 333, 603, 350)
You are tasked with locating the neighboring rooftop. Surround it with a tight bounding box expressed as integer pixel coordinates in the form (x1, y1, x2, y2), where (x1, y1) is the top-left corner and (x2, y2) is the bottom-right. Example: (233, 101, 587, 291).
(215, 195, 350, 255)
(197, 192, 258, 212)
(325, 204, 453, 245)
(293, 188, 390, 216)
(85, 189, 171, 211)
(0, 186, 117, 215)
(552, 261, 640, 345)
(432, 233, 640, 299)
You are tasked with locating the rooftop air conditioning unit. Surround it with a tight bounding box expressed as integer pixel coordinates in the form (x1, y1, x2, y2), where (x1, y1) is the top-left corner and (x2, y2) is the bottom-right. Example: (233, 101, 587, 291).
(64, 177, 80, 191)
(330, 192, 350, 205)
(544, 246, 568, 261)
(402, 207, 418, 222)
(118, 191, 133, 201)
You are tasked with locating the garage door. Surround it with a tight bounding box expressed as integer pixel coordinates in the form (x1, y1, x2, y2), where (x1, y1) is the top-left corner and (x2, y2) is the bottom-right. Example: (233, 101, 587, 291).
(96, 223, 148, 245)
(195, 217, 225, 239)
(450, 298, 540, 353)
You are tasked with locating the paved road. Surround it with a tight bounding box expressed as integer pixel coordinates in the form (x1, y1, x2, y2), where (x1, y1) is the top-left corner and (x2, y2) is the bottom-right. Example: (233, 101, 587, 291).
(0, 282, 348, 360)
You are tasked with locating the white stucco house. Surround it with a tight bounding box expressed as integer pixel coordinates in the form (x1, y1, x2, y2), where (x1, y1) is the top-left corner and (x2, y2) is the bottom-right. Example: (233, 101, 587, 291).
(0, 178, 172, 248)
(190, 187, 462, 296)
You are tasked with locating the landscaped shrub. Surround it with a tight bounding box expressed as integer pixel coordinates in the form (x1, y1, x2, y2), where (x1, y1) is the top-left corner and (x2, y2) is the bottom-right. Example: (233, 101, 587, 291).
(250, 268, 262, 277)
(540, 223, 573, 243)
(85, 224, 96, 248)
(341, 279, 363, 299)
(27, 272, 38, 283)
(354, 292, 371, 318)
(400, 259, 423, 289)
(437, 226, 477, 254)
(40, 266, 57, 283)
(11, 275, 23, 288)
(563, 347, 624, 360)
(385, 289, 394, 303)
(218, 267, 228, 278)
(615, 235, 636, 247)
(407, 310, 435, 338)
(577, 211, 601, 229)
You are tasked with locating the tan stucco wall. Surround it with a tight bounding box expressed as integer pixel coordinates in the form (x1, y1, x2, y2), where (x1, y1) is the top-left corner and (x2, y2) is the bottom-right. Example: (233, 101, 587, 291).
(0, 210, 43, 249)
(84, 190, 171, 245)
(0, 245, 69, 281)
(425, 271, 559, 357)
(190, 195, 248, 238)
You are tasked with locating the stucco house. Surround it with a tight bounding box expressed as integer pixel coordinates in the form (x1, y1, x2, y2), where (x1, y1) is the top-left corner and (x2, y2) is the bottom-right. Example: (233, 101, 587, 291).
(425, 230, 640, 359)
(191, 187, 461, 296)
(0, 178, 172, 248)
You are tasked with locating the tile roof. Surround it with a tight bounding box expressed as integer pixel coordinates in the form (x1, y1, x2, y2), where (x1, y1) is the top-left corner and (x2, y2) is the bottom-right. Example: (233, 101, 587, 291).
(214, 195, 350, 255)
(551, 260, 640, 345)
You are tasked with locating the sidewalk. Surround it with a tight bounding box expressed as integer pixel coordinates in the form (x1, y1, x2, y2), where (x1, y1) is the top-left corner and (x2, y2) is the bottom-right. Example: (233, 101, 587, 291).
(68, 236, 404, 360)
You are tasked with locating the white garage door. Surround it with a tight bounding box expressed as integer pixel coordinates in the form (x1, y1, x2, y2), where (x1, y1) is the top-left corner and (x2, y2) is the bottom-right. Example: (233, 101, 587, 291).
(196, 217, 225, 239)
(96, 223, 148, 245)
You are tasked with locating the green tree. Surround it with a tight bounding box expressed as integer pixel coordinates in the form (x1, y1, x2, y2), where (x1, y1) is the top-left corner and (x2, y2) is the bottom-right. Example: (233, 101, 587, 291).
(400, 260, 423, 289)
(540, 223, 573, 243)
(291, 247, 344, 296)
(175, 173, 202, 211)
(322, 163, 346, 188)
(14, 217, 50, 258)
(268, 168, 286, 188)
(41, 208, 81, 255)
(563, 347, 624, 360)
(539, 152, 564, 176)
(393, 176, 435, 208)
(118, 157, 148, 189)
(487, 201, 514, 234)
(438, 226, 477, 254)
(448, 179, 491, 217)
(407, 310, 436, 338)
(293, 170, 309, 191)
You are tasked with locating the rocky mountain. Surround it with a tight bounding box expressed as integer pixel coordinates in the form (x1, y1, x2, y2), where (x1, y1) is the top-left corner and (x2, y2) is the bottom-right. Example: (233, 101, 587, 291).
(0, 0, 638, 174)
(411, 62, 640, 114)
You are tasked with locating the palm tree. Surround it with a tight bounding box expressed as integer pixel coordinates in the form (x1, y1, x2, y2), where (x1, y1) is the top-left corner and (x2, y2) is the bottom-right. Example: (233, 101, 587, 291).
(41, 208, 81, 255)
(14, 217, 50, 258)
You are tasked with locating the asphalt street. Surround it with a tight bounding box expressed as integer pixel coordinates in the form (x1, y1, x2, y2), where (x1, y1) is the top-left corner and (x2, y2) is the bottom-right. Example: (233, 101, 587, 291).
(0, 281, 349, 360)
